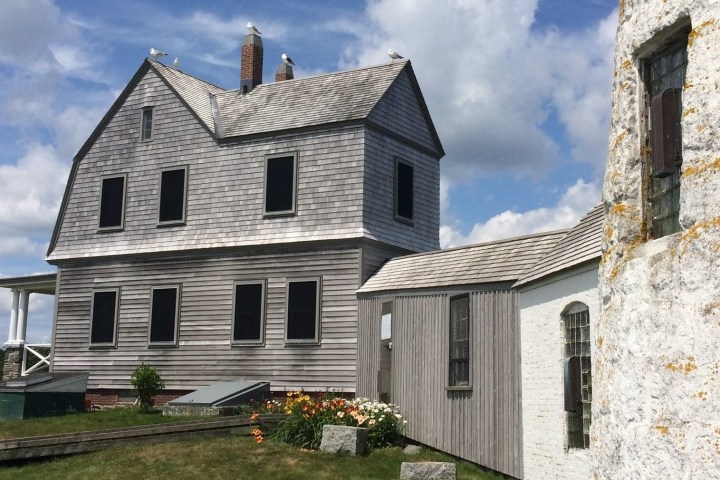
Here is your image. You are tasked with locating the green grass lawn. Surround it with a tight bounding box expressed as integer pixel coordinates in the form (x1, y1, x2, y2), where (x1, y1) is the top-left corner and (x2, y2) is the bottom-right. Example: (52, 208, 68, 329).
(0, 435, 505, 480)
(0, 408, 205, 439)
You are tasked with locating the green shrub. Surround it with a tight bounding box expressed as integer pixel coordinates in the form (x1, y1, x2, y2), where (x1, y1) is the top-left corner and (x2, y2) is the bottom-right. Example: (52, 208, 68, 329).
(262, 392, 406, 450)
(130, 364, 165, 413)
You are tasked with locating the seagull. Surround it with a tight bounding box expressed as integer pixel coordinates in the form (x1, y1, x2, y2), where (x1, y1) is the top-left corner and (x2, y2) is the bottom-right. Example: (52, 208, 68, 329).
(388, 49, 404, 61)
(247, 22, 262, 35)
(173, 57, 181, 69)
(281, 53, 296, 66)
(149, 48, 167, 59)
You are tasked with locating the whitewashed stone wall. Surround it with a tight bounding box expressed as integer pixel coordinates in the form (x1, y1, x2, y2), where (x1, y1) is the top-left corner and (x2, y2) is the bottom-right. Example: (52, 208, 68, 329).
(599, 1, 720, 478)
(519, 265, 598, 480)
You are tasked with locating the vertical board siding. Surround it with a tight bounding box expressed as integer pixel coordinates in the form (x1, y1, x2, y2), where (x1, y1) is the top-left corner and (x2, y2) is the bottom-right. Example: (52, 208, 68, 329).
(53, 247, 361, 392)
(357, 289, 522, 478)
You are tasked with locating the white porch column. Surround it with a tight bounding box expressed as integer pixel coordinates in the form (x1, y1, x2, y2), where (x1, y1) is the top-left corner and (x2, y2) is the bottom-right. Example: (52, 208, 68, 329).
(6, 289, 19, 345)
(16, 289, 29, 345)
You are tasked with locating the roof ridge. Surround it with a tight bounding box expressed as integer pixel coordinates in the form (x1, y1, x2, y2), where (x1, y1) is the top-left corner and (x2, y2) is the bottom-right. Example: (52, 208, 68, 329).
(148, 58, 226, 92)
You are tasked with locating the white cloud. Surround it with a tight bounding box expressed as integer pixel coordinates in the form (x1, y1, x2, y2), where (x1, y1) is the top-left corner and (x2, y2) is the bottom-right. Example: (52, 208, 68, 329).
(440, 179, 601, 247)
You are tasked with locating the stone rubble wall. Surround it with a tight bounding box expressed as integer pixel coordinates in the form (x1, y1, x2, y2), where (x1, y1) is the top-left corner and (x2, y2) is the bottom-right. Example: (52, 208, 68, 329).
(599, 1, 720, 478)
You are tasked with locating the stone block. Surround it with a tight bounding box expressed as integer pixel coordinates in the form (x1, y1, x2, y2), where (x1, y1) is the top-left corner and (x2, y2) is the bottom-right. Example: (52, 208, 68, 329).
(2, 347, 23, 381)
(403, 444, 422, 455)
(400, 462, 457, 480)
(319, 425, 367, 455)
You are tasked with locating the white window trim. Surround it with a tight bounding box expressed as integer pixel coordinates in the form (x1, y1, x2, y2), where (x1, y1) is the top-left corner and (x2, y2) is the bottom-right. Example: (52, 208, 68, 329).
(148, 284, 181, 347)
(97, 173, 128, 232)
(263, 152, 298, 217)
(89, 288, 120, 348)
(394, 157, 415, 225)
(157, 165, 189, 226)
(284, 276, 322, 345)
(231, 280, 266, 346)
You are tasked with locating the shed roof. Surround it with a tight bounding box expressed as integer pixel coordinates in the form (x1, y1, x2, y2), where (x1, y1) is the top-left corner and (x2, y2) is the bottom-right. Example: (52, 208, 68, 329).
(514, 203, 604, 288)
(357, 230, 568, 295)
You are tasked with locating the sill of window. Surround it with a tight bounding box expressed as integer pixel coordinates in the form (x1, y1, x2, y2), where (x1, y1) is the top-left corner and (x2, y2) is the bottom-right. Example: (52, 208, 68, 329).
(394, 216, 414, 226)
(445, 386, 472, 392)
(231, 342, 265, 348)
(139, 138, 153, 143)
(147, 343, 179, 349)
(88, 344, 117, 350)
(638, 231, 681, 257)
(156, 221, 186, 228)
(97, 227, 124, 233)
(263, 212, 296, 219)
(284, 341, 320, 347)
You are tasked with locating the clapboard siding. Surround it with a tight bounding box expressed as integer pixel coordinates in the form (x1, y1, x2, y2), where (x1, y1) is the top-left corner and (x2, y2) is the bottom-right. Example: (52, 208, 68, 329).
(363, 129, 440, 253)
(53, 246, 363, 392)
(357, 289, 523, 478)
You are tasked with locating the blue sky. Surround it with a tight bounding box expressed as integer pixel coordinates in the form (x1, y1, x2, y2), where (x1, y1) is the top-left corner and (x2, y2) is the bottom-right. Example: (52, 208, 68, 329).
(0, 0, 618, 342)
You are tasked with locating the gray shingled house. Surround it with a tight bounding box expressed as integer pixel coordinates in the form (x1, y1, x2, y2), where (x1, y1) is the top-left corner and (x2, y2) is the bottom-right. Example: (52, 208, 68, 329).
(356, 230, 568, 479)
(45, 31, 443, 402)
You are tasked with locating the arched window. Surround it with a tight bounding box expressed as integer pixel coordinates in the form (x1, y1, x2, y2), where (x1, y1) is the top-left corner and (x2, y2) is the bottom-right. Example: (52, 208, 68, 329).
(563, 302, 591, 449)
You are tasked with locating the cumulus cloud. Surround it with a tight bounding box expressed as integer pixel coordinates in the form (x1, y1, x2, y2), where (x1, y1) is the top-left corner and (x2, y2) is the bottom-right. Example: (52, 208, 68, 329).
(440, 179, 601, 247)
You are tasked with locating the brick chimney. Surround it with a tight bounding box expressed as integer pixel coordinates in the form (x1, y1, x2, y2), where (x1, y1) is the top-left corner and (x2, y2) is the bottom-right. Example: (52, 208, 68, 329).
(241, 32, 263, 94)
(275, 63, 294, 82)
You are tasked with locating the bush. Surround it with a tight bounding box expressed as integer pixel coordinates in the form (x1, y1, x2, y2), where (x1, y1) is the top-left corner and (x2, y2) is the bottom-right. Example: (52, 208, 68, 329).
(130, 364, 165, 413)
(263, 392, 406, 450)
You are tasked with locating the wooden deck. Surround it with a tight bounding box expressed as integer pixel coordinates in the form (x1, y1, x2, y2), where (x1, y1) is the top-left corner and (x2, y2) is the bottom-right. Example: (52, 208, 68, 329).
(0, 414, 284, 462)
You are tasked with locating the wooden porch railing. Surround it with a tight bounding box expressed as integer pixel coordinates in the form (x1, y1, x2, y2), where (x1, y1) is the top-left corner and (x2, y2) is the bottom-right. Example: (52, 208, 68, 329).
(21, 343, 51, 376)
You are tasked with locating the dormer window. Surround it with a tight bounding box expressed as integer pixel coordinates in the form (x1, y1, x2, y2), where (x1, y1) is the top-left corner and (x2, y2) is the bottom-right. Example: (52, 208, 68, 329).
(158, 166, 188, 225)
(264, 153, 297, 216)
(141, 108, 154, 141)
(98, 174, 127, 231)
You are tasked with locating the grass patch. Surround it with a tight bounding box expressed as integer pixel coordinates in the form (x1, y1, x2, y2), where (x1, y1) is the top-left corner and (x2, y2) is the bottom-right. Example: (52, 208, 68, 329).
(0, 408, 205, 440)
(0, 436, 504, 480)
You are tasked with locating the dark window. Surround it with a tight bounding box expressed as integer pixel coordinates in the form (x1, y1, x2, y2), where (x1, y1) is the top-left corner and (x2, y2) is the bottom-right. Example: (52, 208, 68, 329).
(265, 155, 296, 214)
(644, 30, 688, 238)
(158, 167, 187, 223)
(90, 290, 118, 346)
(149, 287, 179, 345)
(449, 295, 470, 387)
(141, 108, 153, 141)
(563, 303, 591, 449)
(286, 279, 320, 342)
(98, 175, 126, 229)
(395, 160, 414, 222)
(233, 282, 265, 343)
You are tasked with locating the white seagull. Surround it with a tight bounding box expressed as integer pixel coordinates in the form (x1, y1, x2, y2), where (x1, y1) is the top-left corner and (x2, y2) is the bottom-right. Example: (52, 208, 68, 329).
(387, 49, 404, 61)
(247, 22, 262, 35)
(281, 53, 296, 66)
(173, 57, 181, 69)
(149, 48, 167, 59)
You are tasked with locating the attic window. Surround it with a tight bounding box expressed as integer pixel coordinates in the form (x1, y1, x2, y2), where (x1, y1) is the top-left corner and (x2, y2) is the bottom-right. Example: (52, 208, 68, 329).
(644, 28, 688, 238)
(285, 278, 321, 344)
(395, 159, 414, 223)
(232, 281, 265, 344)
(264, 153, 297, 215)
(149, 286, 180, 346)
(141, 108, 153, 141)
(89, 289, 119, 347)
(158, 167, 188, 225)
(98, 174, 127, 231)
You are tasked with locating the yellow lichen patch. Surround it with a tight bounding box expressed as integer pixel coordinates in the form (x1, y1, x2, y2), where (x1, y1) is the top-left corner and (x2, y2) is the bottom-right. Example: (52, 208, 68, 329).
(665, 360, 698, 375)
(621, 59, 633, 71)
(697, 124, 707, 133)
(609, 203, 628, 215)
(597, 336, 604, 348)
(685, 362, 697, 374)
(684, 80, 694, 89)
(703, 302, 720, 316)
(655, 425, 670, 435)
(697, 391, 707, 401)
(682, 106, 698, 118)
(715, 428, 720, 435)
(682, 158, 720, 178)
(688, 20, 717, 48)
(679, 217, 720, 255)
(610, 131, 627, 154)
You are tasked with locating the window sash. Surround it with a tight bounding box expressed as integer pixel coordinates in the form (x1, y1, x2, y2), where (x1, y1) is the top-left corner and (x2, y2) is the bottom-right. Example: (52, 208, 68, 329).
(285, 278, 320, 343)
(564, 307, 591, 449)
(264, 154, 297, 215)
(158, 167, 188, 224)
(141, 108, 153, 141)
(232, 281, 265, 344)
(449, 295, 470, 387)
(149, 286, 180, 346)
(89, 289, 119, 346)
(395, 159, 414, 222)
(98, 175, 127, 230)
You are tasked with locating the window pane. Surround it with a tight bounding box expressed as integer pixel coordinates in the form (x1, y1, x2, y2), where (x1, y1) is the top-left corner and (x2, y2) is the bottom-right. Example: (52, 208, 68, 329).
(266, 156, 295, 213)
(396, 161, 414, 220)
(287, 281, 318, 340)
(142, 109, 153, 140)
(564, 306, 591, 449)
(234, 283, 263, 342)
(159, 169, 186, 222)
(99, 177, 125, 228)
(150, 288, 178, 343)
(91, 291, 117, 344)
(449, 295, 470, 386)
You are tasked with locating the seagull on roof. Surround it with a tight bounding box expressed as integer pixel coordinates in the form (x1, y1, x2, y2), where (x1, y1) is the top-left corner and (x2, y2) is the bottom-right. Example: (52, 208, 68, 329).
(173, 57, 181, 69)
(281, 53, 296, 66)
(388, 49, 403, 61)
(247, 22, 262, 35)
(149, 48, 167, 59)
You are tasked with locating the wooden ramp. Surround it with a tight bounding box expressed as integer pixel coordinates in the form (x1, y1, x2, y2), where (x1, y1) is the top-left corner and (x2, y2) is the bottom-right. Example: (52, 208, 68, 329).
(0, 414, 284, 462)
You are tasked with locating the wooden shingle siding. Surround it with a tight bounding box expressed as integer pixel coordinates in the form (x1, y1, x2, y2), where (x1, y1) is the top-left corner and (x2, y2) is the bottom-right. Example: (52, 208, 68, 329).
(363, 130, 440, 252)
(357, 290, 523, 479)
(368, 70, 438, 153)
(53, 247, 363, 392)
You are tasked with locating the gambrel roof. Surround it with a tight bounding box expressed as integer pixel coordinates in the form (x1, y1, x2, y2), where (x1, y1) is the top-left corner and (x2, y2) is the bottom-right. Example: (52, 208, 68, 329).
(513, 203, 603, 287)
(357, 230, 568, 295)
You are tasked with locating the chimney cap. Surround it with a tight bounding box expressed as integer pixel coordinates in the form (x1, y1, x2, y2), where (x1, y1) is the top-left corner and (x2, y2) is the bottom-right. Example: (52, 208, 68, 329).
(243, 33, 263, 47)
